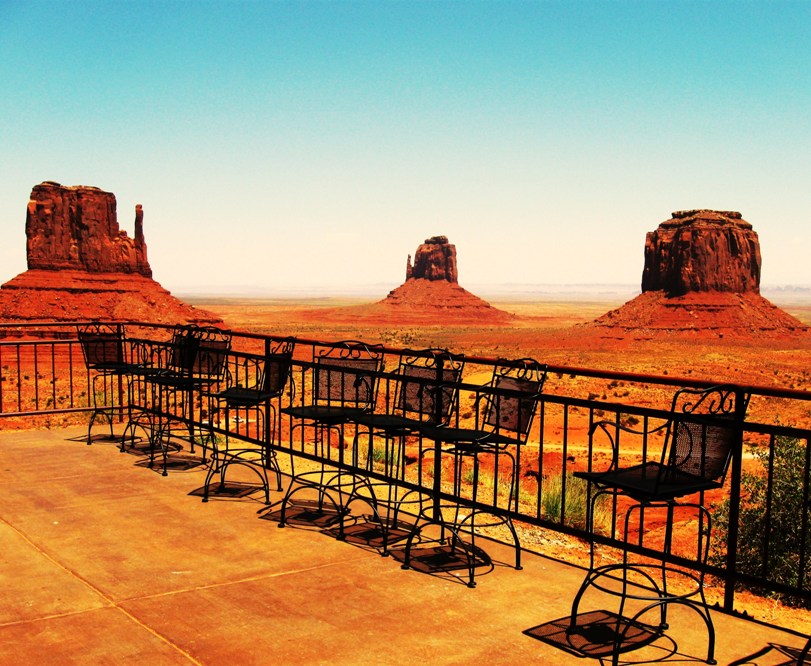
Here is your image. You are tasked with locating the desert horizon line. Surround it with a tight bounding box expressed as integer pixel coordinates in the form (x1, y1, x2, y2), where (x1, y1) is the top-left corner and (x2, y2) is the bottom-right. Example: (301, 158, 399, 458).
(173, 281, 811, 298)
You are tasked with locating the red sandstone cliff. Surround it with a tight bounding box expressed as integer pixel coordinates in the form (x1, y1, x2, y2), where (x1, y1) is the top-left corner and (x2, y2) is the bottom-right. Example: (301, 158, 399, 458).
(406, 235, 459, 283)
(0, 182, 221, 325)
(642, 210, 761, 295)
(26, 182, 152, 276)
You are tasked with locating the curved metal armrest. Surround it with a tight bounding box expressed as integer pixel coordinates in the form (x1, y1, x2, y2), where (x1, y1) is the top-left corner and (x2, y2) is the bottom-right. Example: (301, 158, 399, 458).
(130, 340, 158, 368)
(588, 418, 669, 471)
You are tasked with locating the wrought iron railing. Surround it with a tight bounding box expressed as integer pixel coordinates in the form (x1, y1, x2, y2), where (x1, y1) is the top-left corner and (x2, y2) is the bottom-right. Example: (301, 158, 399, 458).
(2, 321, 811, 618)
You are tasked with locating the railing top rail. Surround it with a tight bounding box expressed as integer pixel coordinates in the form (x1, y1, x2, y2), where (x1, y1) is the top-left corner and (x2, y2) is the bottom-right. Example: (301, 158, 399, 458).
(2, 320, 809, 404)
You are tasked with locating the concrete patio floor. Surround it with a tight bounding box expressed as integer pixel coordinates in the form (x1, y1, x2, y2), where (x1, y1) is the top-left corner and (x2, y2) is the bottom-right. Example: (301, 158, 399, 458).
(0, 426, 806, 665)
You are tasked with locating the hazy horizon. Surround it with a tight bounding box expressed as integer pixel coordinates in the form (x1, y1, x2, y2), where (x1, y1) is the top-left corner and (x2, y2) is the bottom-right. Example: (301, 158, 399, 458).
(173, 281, 811, 304)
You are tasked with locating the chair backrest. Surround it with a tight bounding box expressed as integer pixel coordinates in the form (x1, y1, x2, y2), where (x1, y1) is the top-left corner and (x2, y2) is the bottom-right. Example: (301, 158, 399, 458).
(313, 341, 384, 410)
(661, 385, 749, 486)
(481, 359, 547, 440)
(394, 349, 465, 425)
(260, 339, 295, 396)
(76, 323, 126, 369)
(166, 325, 201, 373)
(192, 327, 232, 379)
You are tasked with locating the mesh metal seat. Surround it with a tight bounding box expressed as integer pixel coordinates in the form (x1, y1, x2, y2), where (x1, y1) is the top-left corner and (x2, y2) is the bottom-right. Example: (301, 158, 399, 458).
(569, 385, 750, 666)
(401, 358, 547, 588)
(202, 338, 295, 503)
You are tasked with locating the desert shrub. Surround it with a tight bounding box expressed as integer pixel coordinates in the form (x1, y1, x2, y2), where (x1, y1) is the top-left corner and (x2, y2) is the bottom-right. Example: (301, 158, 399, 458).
(711, 435, 811, 607)
(541, 473, 611, 533)
(370, 443, 401, 471)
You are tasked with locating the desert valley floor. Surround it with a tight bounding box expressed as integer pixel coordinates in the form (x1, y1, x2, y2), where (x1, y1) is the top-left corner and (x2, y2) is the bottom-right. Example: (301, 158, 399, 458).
(188, 293, 811, 391)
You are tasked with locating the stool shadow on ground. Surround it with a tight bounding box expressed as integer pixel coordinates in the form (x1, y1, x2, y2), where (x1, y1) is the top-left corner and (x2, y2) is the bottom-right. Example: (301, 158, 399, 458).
(133, 452, 203, 473)
(259, 498, 344, 531)
(389, 541, 495, 587)
(68, 432, 127, 446)
(188, 481, 265, 501)
(120, 439, 177, 457)
(523, 610, 694, 664)
(728, 642, 810, 666)
(322, 514, 412, 553)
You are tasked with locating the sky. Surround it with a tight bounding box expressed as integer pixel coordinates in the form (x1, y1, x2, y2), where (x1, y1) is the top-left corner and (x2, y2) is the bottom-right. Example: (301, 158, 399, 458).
(1, 0, 810, 295)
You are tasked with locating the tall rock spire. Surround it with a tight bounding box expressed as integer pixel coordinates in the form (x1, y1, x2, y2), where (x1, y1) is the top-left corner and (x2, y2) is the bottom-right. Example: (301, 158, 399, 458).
(408, 236, 458, 283)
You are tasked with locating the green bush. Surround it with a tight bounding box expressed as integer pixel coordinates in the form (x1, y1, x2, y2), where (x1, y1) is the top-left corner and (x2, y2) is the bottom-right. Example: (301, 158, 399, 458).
(541, 473, 611, 533)
(711, 435, 811, 606)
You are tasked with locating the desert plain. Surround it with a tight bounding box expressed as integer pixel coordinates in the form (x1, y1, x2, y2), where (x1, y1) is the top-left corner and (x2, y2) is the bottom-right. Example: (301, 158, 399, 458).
(188, 291, 811, 395)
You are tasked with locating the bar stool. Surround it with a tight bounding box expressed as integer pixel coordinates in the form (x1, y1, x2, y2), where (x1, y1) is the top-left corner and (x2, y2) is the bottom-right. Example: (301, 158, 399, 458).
(401, 359, 547, 587)
(202, 339, 295, 503)
(76, 323, 140, 446)
(568, 385, 749, 665)
(346, 348, 466, 555)
(277, 341, 384, 537)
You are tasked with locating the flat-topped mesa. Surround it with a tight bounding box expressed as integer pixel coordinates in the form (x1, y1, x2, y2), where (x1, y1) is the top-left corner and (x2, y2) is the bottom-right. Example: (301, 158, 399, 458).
(642, 209, 760, 296)
(591, 209, 805, 337)
(26, 181, 152, 277)
(406, 235, 458, 283)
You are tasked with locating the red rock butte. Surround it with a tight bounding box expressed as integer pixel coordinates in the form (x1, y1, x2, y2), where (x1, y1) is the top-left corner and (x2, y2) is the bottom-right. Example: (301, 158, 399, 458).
(592, 209, 806, 337)
(297, 236, 514, 325)
(378, 236, 513, 323)
(0, 182, 221, 325)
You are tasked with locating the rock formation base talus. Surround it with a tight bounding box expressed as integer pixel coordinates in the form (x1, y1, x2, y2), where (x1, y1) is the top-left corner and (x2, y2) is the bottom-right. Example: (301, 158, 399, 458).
(592, 209, 805, 338)
(0, 182, 221, 325)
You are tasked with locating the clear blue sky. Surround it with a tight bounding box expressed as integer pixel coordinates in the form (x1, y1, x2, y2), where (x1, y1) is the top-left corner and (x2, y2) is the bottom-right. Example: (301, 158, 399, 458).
(1, 0, 809, 293)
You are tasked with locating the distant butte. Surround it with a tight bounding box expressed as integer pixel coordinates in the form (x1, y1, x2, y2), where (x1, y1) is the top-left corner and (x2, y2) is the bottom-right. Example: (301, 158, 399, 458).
(296, 235, 514, 325)
(591, 210, 806, 337)
(378, 236, 513, 323)
(0, 182, 221, 325)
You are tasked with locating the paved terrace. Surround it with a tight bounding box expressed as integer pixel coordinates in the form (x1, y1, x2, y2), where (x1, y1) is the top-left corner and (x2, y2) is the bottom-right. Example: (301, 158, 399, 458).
(0, 426, 806, 665)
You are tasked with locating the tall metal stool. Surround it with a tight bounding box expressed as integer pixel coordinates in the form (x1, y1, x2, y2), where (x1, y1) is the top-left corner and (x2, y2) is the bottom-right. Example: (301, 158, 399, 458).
(277, 340, 384, 537)
(346, 348, 466, 555)
(144, 325, 231, 475)
(568, 385, 749, 665)
(401, 359, 547, 588)
(202, 338, 295, 503)
(76, 323, 140, 446)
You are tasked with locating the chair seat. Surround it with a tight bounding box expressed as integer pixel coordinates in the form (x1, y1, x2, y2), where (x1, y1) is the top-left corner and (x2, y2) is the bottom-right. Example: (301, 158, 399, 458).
(129, 365, 164, 378)
(423, 425, 523, 449)
(216, 387, 276, 407)
(574, 462, 722, 502)
(89, 361, 140, 374)
(281, 404, 369, 424)
(148, 371, 214, 390)
(354, 412, 434, 434)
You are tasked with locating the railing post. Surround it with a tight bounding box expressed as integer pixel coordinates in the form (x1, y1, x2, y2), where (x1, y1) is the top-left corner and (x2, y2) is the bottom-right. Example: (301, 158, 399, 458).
(116, 323, 126, 422)
(264, 337, 273, 467)
(723, 386, 747, 611)
(430, 354, 446, 523)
